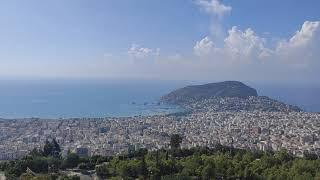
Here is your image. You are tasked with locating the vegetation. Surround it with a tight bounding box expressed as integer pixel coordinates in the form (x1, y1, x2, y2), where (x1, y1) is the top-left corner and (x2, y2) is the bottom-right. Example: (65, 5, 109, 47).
(1, 136, 320, 179)
(170, 134, 183, 150)
(161, 81, 258, 104)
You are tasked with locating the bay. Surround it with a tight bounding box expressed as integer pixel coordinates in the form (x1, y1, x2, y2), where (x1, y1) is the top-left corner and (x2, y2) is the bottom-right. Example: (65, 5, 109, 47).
(0, 79, 184, 118)
(0, 79, 319, 119)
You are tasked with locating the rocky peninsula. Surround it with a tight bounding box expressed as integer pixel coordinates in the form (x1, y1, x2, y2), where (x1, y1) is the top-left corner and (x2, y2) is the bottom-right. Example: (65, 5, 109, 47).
(161, 81, 302, 112)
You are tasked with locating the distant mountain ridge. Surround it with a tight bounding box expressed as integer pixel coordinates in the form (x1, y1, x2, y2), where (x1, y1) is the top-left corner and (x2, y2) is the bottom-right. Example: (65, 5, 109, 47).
(161, 81, 258, 103)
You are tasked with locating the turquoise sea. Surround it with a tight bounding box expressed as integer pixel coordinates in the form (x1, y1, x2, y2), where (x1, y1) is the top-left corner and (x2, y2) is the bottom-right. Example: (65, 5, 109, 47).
(0, 80, 319, 118)
(0, 79, 186, 118)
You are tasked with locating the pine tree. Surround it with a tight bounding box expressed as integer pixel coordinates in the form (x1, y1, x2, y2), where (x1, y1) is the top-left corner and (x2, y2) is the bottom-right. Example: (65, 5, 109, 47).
(51, 138, 61, 156)
(139, 155, 148, 179)
(43, 140, 53, 156)
(170, 134, 182, 150)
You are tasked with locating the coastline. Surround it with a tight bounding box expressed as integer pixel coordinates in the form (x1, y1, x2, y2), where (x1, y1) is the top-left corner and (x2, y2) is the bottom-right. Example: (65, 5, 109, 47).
(0, 103, 186, 120)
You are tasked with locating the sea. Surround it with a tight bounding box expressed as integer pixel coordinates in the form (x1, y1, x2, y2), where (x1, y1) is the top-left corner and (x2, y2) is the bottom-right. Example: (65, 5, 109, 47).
(0, 79, 319, 119)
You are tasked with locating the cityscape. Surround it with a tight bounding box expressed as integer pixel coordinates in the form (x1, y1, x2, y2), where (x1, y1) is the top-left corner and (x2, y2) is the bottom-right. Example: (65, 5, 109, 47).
(0, 0, 320, 179)
(1, 102, 319, 161)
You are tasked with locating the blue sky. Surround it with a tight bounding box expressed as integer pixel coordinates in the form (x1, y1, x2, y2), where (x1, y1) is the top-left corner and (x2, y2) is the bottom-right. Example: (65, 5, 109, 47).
(0, 0, 319, 82)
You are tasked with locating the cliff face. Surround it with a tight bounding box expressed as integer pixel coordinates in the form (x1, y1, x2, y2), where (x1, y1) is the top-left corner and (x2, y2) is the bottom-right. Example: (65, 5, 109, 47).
(161, 81, 258, 104)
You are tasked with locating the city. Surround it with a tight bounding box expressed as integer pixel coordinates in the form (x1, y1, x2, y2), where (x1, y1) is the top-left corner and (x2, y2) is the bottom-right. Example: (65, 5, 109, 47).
(0, 0, 320, 178)
(1, 104, 319, 160)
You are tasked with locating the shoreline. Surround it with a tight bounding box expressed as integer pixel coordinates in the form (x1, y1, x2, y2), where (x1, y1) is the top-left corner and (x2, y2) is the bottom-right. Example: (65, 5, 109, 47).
(0, 102, 186, 120)
(0, 108, 189, 121)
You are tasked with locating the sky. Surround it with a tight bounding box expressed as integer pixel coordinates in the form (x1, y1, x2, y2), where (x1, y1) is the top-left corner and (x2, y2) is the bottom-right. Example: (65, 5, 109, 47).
(0, 0, 319, 83)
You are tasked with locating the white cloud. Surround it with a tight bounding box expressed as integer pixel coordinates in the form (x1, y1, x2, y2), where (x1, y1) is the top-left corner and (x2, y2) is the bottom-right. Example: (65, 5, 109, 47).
(193, 21, 320, 67)
(276, 21, 320, 65)
(105, 21, 320, 82)
(195, 0, 232, 18)
(286, 21, 319, 47)
(19, 21, 318, 82)
(223, 26, 268, 61)
(194, 36, 216, 56)
(128, 44, 160, 59)
(195, 0, 231, 45)
(193, 26, 270, 63)
(183, 21, 320, 82)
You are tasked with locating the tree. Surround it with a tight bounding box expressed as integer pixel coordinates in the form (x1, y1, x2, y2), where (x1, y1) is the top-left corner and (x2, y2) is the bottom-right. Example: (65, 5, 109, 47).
(29, 148, 44, 157)
(51, 138, 61, 156)
(96, 164, 110, 179)
(202, 164, 215, 180)
(28, 157, 49, 173)
(62, 153, 80, 169)
(47, 157, 62, 173)
(170, 134, 182, 150)
(303, 151, 318, 160)
(118, 161, 139, 178)
(274, 149, 292, 164)
(43, 139, 61, 157)
(181, 154, 202, 176)
(139, 155, 148, 178)
(43, 140, 54, 157)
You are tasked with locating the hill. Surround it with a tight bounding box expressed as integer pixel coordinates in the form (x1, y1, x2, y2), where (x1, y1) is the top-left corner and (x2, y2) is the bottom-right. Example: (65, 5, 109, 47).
(161, 81, 302, 112)
(161, 81, 258, 104)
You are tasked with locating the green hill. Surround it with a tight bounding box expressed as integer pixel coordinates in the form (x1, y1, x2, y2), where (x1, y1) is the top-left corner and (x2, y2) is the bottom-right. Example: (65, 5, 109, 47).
(161, 81, 258, 104)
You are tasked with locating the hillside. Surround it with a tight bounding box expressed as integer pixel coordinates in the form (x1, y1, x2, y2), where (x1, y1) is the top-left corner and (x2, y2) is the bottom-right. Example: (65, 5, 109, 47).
(183, 96, 302, 112)
(161, 81, 257, 104)
(161, 81, 302, 112)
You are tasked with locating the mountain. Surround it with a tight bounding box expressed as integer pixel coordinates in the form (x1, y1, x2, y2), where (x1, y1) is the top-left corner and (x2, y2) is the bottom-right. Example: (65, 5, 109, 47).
(161, 81, 302, 112)
(161, 81, 258, 104)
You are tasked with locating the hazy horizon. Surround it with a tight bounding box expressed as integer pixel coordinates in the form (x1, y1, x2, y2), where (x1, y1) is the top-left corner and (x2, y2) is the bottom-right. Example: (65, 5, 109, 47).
(0, 79, 319, 118)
